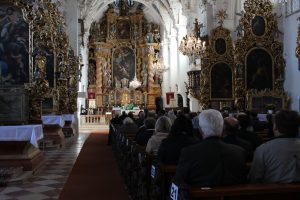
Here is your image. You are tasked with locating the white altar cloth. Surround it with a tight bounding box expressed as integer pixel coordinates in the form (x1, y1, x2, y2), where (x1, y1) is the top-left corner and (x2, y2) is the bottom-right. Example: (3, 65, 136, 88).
(62, 114, 75, 122)
(42, 115, 65, 127)
(0, 125, 43, 148)
(257, 114, 267, 122)
(112, 107, 141, 115)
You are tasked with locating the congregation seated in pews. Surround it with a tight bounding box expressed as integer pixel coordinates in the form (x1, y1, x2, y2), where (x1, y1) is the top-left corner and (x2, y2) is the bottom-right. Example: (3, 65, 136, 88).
(109, 108, 300, 200)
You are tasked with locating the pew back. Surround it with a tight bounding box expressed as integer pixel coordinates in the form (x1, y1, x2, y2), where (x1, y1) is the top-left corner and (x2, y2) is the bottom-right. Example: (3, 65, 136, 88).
(172, 183, 300, 200)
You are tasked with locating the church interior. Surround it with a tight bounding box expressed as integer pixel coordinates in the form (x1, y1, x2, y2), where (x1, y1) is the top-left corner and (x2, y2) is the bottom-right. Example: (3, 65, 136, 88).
(1, 0, 300, 199)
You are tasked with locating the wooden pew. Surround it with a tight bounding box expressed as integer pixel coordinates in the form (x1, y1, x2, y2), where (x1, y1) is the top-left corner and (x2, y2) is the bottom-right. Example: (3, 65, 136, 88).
(170, 182, 300, 200)
(151, 162, 177, 200)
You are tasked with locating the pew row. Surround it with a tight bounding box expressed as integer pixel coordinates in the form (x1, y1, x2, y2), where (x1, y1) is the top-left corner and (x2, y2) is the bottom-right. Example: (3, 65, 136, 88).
(170, 182, 300, 200)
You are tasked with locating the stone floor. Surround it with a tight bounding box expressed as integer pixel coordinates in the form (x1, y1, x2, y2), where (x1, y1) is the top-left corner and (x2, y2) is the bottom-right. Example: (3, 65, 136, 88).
(0, 133, 90, 200)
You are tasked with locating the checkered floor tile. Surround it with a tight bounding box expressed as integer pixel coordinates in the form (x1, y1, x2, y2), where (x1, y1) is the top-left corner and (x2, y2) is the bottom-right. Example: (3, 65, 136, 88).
(0, 133, 90, 200)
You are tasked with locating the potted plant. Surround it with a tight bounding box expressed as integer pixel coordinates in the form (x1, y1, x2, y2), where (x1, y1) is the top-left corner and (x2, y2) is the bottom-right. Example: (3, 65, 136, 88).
(222, 106, 231, 113)
(265, 103, 275, 114)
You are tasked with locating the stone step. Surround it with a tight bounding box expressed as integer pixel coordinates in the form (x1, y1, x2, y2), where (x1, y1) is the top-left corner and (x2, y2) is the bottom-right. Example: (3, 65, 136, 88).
(79, 125, 109, 133)
(6, 171, 32, 186)
(0, 167, 32, 186)
(39, 139, 60, 150)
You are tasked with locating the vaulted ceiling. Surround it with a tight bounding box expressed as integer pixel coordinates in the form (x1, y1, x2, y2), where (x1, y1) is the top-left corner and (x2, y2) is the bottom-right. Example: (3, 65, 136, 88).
(78, 0, 183, 37)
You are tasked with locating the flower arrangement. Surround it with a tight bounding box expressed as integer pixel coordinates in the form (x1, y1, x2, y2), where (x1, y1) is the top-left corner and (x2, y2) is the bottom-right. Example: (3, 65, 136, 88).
(265, 103, 275, 110)
(222, 106, 231, 111)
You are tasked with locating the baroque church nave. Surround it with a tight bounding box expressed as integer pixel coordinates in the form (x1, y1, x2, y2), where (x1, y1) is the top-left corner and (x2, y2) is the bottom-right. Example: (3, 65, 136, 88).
(1, 0, 300, 199)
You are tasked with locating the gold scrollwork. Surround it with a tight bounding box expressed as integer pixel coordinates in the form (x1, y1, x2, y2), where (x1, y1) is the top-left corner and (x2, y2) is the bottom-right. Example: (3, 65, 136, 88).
(246, 89, 288, 112)
(88, 2, 161, 109)
(200, 21, 234, 109)
(234, 0, 285, 111)
(296, 17, 300, 61)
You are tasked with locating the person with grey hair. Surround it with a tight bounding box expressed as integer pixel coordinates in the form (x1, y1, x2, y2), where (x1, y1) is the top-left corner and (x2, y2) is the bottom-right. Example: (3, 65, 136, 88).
(167, 110, 177, 124)
(146, 116, 172, 155)
(174, 109, 247, 187)
(118, 117, 138, 138)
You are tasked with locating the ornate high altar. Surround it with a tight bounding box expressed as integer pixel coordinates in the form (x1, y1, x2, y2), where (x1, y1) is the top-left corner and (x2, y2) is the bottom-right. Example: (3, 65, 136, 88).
(88, 0, 162, 110)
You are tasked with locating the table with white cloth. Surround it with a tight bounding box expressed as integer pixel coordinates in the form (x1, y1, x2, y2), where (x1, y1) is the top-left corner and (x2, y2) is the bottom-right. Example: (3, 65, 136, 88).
(257, 114, 267, 122)
(42, 115, 65, 147)
(42, 115, 65, 127)
(61, 114, 76, 137)
(0, 125, 43, 148)
(62, 114, 75, 123)
(0, 125, 44, 171)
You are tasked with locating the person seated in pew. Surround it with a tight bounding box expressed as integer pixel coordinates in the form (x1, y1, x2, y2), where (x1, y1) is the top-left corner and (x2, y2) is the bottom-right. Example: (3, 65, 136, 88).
(157, 115, 200, 165)
(119, 111, 128, 123)
(249, 111, 264, 132)
(110, 112, 121, 125)
(222, 117, 253, 161)
(266, 113, 274, 138)
(174, 109, 247, 187)
(167, 109, 177, 124)
(118, 117, 138, 138)
(135, 117, 156, 146)
(146, 116, 172, 155)
(135, 110, 145, 128)
(236, 113, 263, 149)
(248, 110, 300, 183)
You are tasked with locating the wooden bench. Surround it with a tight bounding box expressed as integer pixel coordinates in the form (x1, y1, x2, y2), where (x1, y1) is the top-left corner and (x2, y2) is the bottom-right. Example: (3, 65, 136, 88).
(157, 163, 177, 200)
(170, 182, 300, 200)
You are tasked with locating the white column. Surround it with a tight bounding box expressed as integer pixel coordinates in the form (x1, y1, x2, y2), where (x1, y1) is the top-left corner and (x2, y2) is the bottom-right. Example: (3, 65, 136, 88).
(189, 95, 200, 112)
(284, 13, 300, 111)
(162, 37, 170, 108)
(167, 29, 179, 108)
(77, 46, 89, 117)
(176, 23, 189, 108)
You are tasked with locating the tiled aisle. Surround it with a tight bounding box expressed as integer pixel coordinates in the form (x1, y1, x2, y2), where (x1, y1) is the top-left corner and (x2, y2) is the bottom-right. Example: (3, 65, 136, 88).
(0, 133, 90, 200)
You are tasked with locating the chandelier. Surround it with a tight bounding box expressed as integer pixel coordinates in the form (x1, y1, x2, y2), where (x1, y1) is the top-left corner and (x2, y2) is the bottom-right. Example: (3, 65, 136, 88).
(179, 19, 206, 58)
(129, 75, 141, 89)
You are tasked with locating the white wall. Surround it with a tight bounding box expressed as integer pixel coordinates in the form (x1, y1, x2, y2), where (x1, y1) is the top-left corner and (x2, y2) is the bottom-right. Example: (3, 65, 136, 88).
(284, 12, 300, 111)
(63, 0, 79, 55)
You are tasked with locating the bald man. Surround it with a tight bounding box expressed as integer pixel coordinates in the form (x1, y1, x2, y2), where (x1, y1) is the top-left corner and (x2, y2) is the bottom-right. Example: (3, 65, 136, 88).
(223, 117, 253, 160)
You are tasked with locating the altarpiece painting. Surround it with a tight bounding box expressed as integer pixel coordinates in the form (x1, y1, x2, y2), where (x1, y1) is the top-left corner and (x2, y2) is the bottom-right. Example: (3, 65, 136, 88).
(0, 4, 29, 85)
(246, 49, 273, 90)
(211, 63, 233, 99)
(113, 47, 135, 87)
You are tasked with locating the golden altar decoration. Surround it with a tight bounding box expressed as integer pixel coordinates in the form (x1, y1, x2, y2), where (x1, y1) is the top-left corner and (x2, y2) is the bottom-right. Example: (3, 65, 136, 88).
(88, 0, 162, 109)
(234, 0, 287, 111)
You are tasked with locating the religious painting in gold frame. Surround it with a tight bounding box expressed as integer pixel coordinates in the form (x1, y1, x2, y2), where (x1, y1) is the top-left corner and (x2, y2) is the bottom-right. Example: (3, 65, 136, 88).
(210, 62, 233, 100)
(246, 48, 273, 90)
(200, 24, 235, 109)
(117, 19, 131, 40)
(0, 2, 30, 85)
(112, 46, 136, 87)
(234, 0, 286, 111)
(251, 15, 267, 37)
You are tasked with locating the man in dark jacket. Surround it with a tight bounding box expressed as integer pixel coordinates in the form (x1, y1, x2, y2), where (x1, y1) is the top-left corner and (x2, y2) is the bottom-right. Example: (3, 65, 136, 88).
(174, 109, 247, 187)
(222, 117, 253, 160)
